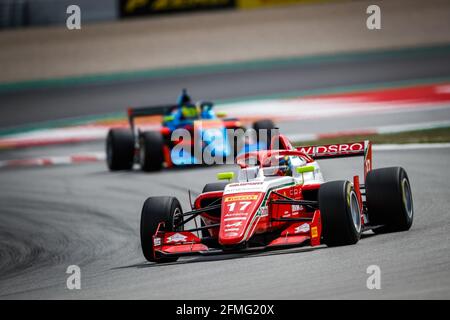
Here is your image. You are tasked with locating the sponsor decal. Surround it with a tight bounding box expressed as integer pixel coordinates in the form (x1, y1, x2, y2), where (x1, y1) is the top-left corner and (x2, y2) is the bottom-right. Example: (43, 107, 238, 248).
(153, 237, 161, 246)
(258, 206, 268, 217)
(224, 228, 239, 232)
(224, 212, 248, 217)
(224, 195, 258, 202)
(120, 0, 234, 17)
(225, 221, 243, 228)
(224, 182, 265, 194)
(291, 204, 303, 212)
(167, 233, 187, 243)
(223, 217, 247, 221)
(294, 223, 310, 234)
(311, 227, 318, 238)
(225, 232, 239, 237)
(298, 142, 364, 155)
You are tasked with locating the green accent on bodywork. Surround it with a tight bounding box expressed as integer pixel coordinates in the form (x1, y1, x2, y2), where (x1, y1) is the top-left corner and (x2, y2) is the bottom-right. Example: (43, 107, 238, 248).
(296, 165, 315, 174)
(217, 172, 235, 181)
(260, 181, 296, 209)
(163, 115, 175, 122)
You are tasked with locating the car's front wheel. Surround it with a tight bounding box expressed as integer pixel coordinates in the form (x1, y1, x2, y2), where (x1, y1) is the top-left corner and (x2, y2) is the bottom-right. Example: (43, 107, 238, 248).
(140, 196, 184, 263)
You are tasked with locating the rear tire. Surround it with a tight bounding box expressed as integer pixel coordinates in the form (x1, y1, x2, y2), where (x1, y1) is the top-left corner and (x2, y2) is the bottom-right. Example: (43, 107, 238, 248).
(140, 196, 183, 263)
(252, 119, 276, 149)
(366, 167, 413, 233)
(319, 180, 362, 246)
(139, 131, 164, 172)
(106, 128, 134, 171)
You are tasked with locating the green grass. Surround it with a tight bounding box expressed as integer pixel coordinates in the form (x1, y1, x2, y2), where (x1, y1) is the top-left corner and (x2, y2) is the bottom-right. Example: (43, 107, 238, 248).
(294, 127, 450, 146)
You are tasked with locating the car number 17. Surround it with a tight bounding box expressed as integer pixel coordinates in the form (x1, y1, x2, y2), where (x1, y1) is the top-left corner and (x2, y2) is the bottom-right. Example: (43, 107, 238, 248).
(227, 201, 252, 212)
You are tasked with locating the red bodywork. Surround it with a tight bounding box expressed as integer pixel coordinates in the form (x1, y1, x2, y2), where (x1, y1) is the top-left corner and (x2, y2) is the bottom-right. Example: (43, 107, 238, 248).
(150, 136, 373, 260)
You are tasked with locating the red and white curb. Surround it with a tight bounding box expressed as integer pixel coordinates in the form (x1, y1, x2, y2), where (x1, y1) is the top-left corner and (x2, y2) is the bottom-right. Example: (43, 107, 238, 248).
(1, 83, 450, 150)
(1, 143, 450, 170)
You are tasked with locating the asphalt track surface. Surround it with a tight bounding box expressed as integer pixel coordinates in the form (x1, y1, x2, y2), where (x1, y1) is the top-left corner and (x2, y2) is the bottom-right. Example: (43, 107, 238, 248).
(0, 149, 449, 299)
(1, 48, 450, 299)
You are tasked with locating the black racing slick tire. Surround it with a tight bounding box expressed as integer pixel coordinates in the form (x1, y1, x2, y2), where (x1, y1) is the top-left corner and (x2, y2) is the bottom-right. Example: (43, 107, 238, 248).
(319, 180, 362, 247)
(140, 196, 184, 263)
(366, 167, 413, 233)
(252, 119, 276, 149)
(139, 131, 164, 172)
(106, 128, 134, 171)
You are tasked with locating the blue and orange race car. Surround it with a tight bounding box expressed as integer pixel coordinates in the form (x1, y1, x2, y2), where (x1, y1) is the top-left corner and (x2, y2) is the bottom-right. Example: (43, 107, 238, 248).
(106, 89, 276, 171)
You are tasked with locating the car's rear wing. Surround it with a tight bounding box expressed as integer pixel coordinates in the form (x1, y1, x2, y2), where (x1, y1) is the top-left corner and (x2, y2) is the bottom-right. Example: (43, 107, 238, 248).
(127, 105, 174, 131)
(296, 141, 373, 180)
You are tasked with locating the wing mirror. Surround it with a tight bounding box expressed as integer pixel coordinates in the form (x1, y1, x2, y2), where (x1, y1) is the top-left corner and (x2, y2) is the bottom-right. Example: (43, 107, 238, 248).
(296, 166, 315, 174)
(296, 165, 315, 183)
(217, 172, 235, 181)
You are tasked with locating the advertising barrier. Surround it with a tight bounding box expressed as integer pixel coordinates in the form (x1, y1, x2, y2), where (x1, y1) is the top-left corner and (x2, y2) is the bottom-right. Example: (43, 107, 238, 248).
(120, 0, 235, 17)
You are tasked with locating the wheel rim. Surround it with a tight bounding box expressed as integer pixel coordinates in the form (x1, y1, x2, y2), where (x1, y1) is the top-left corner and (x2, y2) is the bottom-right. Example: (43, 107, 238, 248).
(350, 191, 362, 233)
(401, 178, 413, 218)
(173, 207, 183, 231)
(106, 136, 113, 166)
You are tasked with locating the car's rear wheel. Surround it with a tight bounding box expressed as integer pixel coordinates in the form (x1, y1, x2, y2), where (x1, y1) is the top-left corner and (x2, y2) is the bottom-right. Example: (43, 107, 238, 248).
(366, 167, 413, 233)
(139, 131, 164, 172)
(252, 119, 276, 149)
(106, 128, 134, 171)
(319, 180, 362, 246)
(140, 196, 184, 263)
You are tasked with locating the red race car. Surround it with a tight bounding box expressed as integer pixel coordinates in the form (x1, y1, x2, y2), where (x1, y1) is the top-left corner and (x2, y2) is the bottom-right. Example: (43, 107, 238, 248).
(140, 134, 414, 263)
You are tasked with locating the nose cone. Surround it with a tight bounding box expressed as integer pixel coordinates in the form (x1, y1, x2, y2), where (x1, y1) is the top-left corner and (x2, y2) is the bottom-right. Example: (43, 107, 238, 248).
(219, 193, 263, 246)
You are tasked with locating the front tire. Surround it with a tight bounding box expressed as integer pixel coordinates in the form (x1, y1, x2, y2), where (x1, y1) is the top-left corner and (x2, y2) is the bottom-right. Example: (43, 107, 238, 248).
(366, 167, 413, 233)
(106, 128, 134, 171)
(319, 180, 362, 246)
(140, 196, 184, 263)
(139, 131, 164, 172)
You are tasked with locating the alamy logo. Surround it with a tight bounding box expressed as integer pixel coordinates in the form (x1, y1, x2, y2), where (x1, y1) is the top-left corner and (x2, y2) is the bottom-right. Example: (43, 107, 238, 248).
(366, 265, 381, 289)
(66, 265, 81, 290)
(169, 127, 279, 165)
(366, 5, 381, 30)
(66, 5, 81, 30)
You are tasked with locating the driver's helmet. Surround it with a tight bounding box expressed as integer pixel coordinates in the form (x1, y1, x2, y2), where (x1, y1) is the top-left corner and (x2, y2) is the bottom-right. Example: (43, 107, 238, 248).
(262, 154, 292, 176)
(177, 88, 192, 106)
(276, 155, 292, 176)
